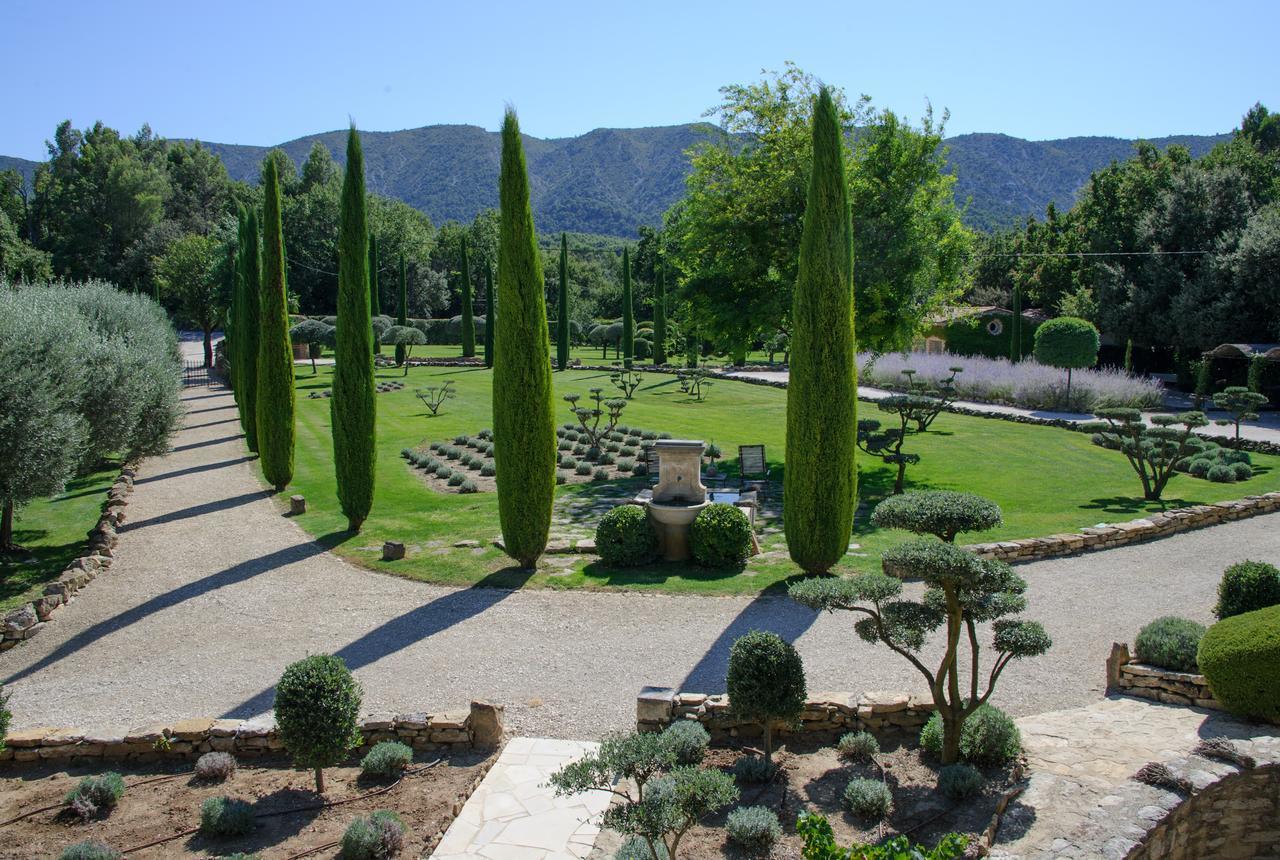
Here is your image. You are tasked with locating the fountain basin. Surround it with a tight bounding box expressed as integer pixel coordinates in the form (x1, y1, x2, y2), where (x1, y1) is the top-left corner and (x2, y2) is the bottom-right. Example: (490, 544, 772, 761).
(647, 498, 710, 561)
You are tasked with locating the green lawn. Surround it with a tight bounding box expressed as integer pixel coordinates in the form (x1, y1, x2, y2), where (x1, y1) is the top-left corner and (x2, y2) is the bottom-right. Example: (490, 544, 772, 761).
(313, 344, 784, 368)
(267, 364, 1280, 596)
(1, 463, 119, 612)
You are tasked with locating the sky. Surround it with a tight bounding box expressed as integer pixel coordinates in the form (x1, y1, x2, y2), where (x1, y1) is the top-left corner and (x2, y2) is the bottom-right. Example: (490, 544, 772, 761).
(3, 0, 1277, 160)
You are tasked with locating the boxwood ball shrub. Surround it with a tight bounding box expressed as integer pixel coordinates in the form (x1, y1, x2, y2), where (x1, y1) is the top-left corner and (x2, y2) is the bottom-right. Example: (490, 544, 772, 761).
(361, 741, 413, 779)
(1215, 560, 1280, 619)
(341, 810, 407, 860)
(843, 778, 892, 820)
(661, 720, 710, 765)
(596, 505, 658, 567)
(59, 841, 122, 860)
(690, 503, 753, 568)
(200, 796, 255, 837)
(1135, 616, 1206, 673)
(1197, 605, 1280, 721)
(726, 630, 806, 761)
(938, 763, 984, 800)
(274, 654, 363, 793)
(726, 806, 782, 854)
(64, 772, 126, 820)
(920, 704, 1021, 766)
(836, 730, 879, 763)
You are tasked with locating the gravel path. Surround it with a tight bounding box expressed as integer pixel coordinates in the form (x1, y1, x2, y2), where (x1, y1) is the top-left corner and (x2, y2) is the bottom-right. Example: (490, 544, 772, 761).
(2, 385, 1277, 740)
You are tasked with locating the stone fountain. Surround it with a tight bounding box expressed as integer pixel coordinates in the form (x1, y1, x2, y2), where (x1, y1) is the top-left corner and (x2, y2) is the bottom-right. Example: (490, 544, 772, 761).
(646, 440, 710, 561)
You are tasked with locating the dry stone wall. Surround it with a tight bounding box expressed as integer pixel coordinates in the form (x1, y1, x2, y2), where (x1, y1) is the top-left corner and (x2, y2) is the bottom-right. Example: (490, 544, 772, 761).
(1105, 643, 1222, 709)
(637, 686, 933, 740)
(1, 462, 137, 652)
(1126, 763, 1280, 859)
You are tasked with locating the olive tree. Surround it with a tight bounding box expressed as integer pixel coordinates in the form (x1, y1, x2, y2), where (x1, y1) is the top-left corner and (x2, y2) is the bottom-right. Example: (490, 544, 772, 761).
(274, 654, 362, 793)
(1212, 386, 1268, 445)
(382, 325, 427, 375)
(790, 491, 1050, 764)
(856, 394, 937, 495)
(1085, 409, 1211, 500)
(1033, 316, 1099, 408)
(289, 319, 334, 375)
(726, 631, 806, 762)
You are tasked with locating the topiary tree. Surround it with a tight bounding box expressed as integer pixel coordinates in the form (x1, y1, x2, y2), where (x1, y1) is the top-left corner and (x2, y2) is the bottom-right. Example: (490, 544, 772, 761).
(274, 654, 363, 793)
(492, 108, 556, 568)
(394, 255, 408, 366)
(856, 394, 939, 495)
(621, 247, 635, 369)
(557, 233, 570, 370)
(1197, 604, 1280, 722)
(1032, 316, 1099, 408)
(460, 236, 476, 358)
(332, 126, 377, 532)
(236, 207, 262, 452)
(1212, 386, 1268, 445)
(1215, 560, 1280, 619)
(484, 261, 496, 369)
(596, 504, 658, 567)
(289, 319, 333, 375)
(653, 261, 668, 366)
(725, 630, 807, 762)
(382, 326, 427, 376)
(1084, 409, 1210, 500)
(256, 157, 296, 493)
(791, 491, 1050, 764)
(784, 86, 857, 575)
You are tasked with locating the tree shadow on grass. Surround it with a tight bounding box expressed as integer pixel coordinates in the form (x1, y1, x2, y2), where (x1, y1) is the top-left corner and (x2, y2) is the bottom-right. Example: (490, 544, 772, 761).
(1078, 496, 1193, 516)
(218, 567, 534, 720)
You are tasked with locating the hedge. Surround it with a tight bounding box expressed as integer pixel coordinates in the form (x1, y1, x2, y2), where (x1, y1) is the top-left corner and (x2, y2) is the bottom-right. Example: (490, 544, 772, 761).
(1197, 604, 1280, 722)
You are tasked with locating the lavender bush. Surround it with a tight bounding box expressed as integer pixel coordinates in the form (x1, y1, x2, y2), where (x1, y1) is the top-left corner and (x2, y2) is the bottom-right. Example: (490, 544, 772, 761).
(860, 352, 1163, 412)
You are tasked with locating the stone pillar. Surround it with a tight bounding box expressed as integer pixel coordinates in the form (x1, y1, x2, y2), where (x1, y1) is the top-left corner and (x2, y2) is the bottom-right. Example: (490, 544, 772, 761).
(469, 700, 504, 749)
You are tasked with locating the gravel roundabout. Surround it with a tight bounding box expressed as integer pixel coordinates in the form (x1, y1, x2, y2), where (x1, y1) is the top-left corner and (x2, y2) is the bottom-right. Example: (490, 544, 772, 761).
(2, 385, 1277, 739)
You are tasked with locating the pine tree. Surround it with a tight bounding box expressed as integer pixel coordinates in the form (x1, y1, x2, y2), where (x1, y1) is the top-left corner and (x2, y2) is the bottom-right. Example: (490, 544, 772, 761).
(493, 108, 556, 568)
(621, 247, 634, 369)
(483, 260, 495, 369)
(557, 232, 570, 370)
(395, 255, 408, 366)
(653, 260, 668, 365)
(784, 87, 857, 575)
(369, 233, 380, 354)
(460, 236, 476, 358)
(256, 157, 295, 492)
(332, 126, 377, 531)
(238, 207, 262, 453)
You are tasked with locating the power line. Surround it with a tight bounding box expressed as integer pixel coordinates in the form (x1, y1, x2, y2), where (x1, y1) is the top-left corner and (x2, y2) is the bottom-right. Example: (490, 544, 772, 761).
(982, 249, 1213, 259)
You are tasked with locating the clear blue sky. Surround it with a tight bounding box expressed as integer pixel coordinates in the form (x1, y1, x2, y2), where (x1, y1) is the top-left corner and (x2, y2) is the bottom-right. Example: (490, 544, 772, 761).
(4, 0, 1276, 160)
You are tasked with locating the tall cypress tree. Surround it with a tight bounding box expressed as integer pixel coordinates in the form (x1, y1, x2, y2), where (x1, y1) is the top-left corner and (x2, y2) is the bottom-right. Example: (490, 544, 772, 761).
(228, 214, 243, 403)
(493, 108, 556, 568)
(1010, 282, 1023, 362)
(238, 207, 262, 453)
(784, 87, 857, 575)
(483, 260, 495, 368)
(653, 260, 668, 365)
(395, 255, 408, 366)
(621, 247, 634, 369)
(460, 237, 476, 357)
(556, 232, 570, 370)
(256, 157, 296, 493)
(333, 126, 377, 532)
(369, 233, 380, 353)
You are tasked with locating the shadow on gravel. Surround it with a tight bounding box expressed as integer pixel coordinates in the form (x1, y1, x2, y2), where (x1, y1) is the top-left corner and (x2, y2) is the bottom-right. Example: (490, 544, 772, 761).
(170, 434, 243, 453)
(122, 490, 270, 531)
(134, 456, 255, 485)
(219, 568, 534, 720)
(2, 541, 332, 686)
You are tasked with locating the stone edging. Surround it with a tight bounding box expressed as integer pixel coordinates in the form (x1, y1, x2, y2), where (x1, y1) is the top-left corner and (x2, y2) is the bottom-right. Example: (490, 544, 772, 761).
(0, 701, 504, 765)
(636, 687, 932, 738)
(1105, 643, 1223, 710)
(962, 492, 1280, 564)
(1, 461, 138, 652)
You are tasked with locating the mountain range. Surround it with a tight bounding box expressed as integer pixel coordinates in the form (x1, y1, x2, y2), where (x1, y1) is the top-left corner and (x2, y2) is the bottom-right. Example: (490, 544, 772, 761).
(0, 123, 1230, 236)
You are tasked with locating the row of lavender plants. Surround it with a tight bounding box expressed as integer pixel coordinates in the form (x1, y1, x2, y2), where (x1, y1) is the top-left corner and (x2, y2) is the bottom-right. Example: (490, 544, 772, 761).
(859, 351, 1164, 412)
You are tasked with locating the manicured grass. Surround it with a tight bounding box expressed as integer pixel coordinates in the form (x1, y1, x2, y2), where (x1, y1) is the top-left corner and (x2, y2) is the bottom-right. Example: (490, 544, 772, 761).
(0, 463, 118, 612)
(271, 365, 1280, 596)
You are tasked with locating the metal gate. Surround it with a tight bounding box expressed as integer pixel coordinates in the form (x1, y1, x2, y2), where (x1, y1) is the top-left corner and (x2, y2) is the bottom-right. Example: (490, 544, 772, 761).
(182, 359, 210, 388)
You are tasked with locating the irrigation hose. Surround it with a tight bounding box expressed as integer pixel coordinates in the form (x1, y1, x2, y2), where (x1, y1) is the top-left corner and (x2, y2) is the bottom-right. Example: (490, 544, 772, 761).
(0, 772, 186, 828)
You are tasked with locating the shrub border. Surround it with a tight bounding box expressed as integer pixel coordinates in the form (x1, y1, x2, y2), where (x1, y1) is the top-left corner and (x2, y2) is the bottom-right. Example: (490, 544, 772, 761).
(1, 460, 139, 652)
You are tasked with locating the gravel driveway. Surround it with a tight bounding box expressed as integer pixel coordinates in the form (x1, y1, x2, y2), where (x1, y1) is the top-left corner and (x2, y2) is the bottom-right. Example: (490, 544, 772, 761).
(2, 386, 1277, 740)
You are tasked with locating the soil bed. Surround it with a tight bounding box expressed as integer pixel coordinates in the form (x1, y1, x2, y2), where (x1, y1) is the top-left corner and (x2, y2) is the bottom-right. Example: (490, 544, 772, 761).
(0, 749, 493, 858)
(671, 736, 1020, 859)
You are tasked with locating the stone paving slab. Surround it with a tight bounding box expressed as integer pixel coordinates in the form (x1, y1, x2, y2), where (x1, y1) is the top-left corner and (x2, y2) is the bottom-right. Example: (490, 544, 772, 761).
(433, 738, 610, 860)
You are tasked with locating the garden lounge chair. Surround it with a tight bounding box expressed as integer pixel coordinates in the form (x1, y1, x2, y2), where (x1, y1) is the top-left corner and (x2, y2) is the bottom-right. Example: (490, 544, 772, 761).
(738, 445, 772, 498)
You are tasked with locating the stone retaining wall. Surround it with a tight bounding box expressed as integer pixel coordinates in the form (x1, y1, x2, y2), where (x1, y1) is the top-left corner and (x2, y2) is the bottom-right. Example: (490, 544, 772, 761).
(1105, 643, 1223, 710)
(0, 701, 504, 766)
(962, 492, 1280, 565)
(1125, 763, 1280, 859)
(1, 462, 137, 652)
(636, 687, 932, 739)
